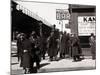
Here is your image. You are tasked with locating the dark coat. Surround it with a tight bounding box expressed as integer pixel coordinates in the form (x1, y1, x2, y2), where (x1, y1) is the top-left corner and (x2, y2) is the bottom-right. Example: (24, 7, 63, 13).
(38, 36, 47, 57)
(65, 34, 70, 54)
(22, 52, 32, 68)
(22, 39, 32, 52)
(48, 34, 58, 57)
(60, 34, 66, 54)
(31, 47, 41, 62)
(72, 37, 82, 57)
(20, 39, 32, 68)
(17, 38, 23, 57)
(60, 34, 70, 54)
(30, 36, 41, 62)
(89, 36, 96, 58)
(38, 36, 47, 51)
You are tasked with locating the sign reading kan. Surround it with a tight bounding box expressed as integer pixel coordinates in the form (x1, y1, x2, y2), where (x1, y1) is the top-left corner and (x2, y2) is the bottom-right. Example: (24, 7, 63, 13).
(56, 9, 70, 20)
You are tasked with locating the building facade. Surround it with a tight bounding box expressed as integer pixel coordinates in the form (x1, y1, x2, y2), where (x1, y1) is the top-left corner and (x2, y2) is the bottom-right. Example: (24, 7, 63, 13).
(69, 4, 96, 48)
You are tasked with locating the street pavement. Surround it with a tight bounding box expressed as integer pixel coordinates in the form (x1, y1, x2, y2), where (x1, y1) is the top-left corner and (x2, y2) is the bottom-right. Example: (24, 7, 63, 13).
(11, 42, 96, 75)
(11, 55, 96, 75)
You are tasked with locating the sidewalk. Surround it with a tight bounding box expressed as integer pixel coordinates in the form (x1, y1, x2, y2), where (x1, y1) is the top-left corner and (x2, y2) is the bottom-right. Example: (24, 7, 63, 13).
(11, 55, 96, 75)
(11, 42, 95, 75)
(39, 58, 95, 73)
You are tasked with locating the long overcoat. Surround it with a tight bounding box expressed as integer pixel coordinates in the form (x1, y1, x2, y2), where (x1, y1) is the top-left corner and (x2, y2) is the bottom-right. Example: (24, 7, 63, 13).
(48, 34, 58, 57)
(17, 38, 24, 59)
(60, 34, 70, 54)
(72, 37, 82, 57)
(20, 39, 32, 68)
(38, 36, 47, 55)
(29, 36, 41, 62)
(89, 36, 96, 59)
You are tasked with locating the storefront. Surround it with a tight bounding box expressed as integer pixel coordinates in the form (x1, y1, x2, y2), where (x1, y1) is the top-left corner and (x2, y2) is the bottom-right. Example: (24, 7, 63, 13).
(69, 4, 96, 48)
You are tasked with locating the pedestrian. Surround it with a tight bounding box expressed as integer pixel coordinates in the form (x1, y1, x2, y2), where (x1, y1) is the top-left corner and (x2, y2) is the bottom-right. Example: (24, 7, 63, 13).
(21, 34, 32, 74)
(65, 33, 71, 57)
(60, 31, 67, 58)
(89, 33, 96, 60)
(29, 32, 41, 71)
(67, 33, 72, 58)
(70, 34, 74, 57)
(47, 32, 58, 61)
(38, 35, 47, 60)
(71, 34, 82, 62)
(16, 33, 24, 62)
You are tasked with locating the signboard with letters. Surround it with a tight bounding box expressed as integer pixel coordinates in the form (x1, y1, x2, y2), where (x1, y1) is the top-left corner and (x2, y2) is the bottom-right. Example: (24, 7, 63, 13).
(78, 16, 96, 36)
(56, 9, 70, 20)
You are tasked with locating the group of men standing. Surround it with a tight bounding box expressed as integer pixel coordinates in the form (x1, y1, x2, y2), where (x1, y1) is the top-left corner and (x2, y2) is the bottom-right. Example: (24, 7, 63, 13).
(17, 31, 41, 74)
(47, 30, 83, 61)
(15, 29, 95, 74)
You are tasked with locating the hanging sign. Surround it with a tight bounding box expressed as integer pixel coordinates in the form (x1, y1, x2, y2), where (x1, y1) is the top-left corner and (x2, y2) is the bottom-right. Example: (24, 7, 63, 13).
(56, 9, 70, 20)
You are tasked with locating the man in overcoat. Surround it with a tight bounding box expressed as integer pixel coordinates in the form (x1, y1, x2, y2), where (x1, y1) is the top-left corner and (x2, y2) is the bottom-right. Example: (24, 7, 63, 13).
(71, 34, 82, 61)
(21, 34, 32, 74)
(89, 33, 96, 60)
(47, 32, 58, 61)
(38, 35, 47, 60)
(16, 33, 24, 62)
(60, 31, 68, 58)
(29, 32, 41, 71)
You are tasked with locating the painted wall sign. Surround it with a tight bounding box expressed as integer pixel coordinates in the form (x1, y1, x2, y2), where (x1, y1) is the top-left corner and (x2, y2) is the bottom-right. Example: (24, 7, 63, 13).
(78, 16, 96, 36)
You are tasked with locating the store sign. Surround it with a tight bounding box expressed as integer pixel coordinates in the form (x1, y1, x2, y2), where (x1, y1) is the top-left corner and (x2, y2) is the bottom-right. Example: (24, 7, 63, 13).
(78, 16, 96, 36)
(56, 9, 70, 20)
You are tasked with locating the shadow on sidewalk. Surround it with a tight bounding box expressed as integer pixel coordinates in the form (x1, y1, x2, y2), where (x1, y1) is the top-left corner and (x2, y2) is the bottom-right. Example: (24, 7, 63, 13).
(30, 63, 50, 73)
(11, 63, 19, 65)
(40, 63, 50, 68)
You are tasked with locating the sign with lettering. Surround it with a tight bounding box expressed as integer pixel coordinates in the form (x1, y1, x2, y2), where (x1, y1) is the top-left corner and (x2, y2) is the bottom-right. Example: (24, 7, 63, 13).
(56, 9, 70, 20)
(78, 16, 96, 36)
